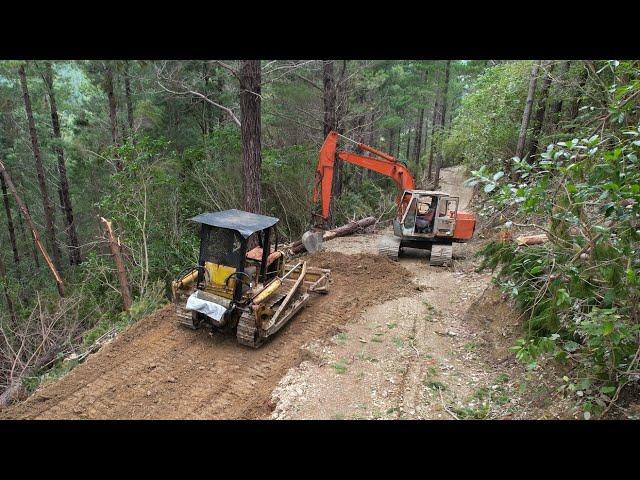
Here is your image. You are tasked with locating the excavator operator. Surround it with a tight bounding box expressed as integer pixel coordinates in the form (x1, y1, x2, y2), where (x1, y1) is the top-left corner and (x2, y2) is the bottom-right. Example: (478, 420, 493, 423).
(415, 199, 435, 233)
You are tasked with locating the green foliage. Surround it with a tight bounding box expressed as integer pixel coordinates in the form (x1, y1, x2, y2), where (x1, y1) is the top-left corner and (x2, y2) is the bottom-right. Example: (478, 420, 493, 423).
(445, 61, 534, 167)
(331, 359, 348, 374)
(469, 62, 640, 414)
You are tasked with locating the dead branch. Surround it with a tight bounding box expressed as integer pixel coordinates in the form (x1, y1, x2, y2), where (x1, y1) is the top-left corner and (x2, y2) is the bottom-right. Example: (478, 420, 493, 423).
(100, 217, 132, 311)
(156, 81, 241, 127)
(0, 159, 65, 296)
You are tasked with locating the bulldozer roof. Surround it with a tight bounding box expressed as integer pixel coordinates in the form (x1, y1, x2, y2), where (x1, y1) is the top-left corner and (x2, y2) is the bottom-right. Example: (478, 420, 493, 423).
(190, 209, 279, 238)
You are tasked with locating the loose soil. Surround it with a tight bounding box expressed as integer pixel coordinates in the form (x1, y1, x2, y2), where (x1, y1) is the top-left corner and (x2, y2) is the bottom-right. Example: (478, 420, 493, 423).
(1, 253, 414, 419)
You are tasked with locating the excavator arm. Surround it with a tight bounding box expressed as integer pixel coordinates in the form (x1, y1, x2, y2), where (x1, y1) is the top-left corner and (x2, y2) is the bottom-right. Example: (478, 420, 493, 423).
(312, 131, 416, 221)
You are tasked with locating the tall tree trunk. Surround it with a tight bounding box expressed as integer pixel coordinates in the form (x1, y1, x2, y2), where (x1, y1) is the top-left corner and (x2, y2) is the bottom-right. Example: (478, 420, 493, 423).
(239, 60, 262, 214)
(439, 60, 451, 130)
(1, 175, 19, 264)
(335, 60, 348, 135)
(388, 128, 396, 156)
(124, 61, 135, 144)
(42, 62, 82, 266)
(412, 108, 425, 167)
(412, 68, 428, 168)
(405, 127, 412, 161)
(322, 60, 337, 138)
(426, 99, 439, 181)
(18, 63, 62, 270)
(567, 63, 589, 130)
(0, 160, 64, 296)
(104, 63, 123, 171)
(516, 61, 541, 161)
(434, 60, 451, 189)
(529, 62, 555, 158)
(352, 90, 366, 187)
(0, 252, 17, 324)
(427, 64, 444, 181)
(322, 60, 339, 226)
(16, 207, 39, 267)
(420, 114, 429, 160)
(548, 61, 570, 131)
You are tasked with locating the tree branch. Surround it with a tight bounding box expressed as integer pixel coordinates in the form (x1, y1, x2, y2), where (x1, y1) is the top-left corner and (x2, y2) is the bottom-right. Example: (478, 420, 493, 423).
(213, 60, 239, 79)
(156, 81, 241, 127)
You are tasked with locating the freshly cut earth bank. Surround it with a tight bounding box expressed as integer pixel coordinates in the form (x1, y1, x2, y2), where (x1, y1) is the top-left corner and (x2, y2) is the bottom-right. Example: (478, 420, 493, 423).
(1, 253, 414, 420)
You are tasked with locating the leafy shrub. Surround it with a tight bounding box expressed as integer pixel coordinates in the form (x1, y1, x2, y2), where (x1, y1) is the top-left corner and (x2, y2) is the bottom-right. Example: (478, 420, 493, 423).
(470, 125, 640, 416)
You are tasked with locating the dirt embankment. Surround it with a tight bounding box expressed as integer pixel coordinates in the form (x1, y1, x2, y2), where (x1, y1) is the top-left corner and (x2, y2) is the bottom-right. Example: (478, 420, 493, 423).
(1, 253, 415, 420)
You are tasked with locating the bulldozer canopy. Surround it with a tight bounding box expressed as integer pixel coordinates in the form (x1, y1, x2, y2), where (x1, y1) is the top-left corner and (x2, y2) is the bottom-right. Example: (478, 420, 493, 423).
(190, 209, 279, 239)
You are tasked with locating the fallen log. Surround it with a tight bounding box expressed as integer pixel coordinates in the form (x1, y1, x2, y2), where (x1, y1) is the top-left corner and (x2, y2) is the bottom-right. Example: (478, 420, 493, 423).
(289, 216, 377, 254)
(516, 234, 548, 246)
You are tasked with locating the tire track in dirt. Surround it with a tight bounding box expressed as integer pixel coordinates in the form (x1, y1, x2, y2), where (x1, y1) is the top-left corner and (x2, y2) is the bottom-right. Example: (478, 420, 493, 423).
(1, 252, 415, 420)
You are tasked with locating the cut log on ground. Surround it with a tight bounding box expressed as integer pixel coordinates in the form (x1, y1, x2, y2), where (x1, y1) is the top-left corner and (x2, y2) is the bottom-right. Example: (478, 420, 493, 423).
(289, 217, 376, 254)
(516, 234, 548, 246)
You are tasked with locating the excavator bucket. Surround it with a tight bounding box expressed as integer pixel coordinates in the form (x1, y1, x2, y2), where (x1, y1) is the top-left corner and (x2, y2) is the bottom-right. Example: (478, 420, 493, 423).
(301, 230, 323, 253)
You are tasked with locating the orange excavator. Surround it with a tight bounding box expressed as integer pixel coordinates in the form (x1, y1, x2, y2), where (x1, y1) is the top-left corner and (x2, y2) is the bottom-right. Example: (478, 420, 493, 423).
(311, 131, 476, 266)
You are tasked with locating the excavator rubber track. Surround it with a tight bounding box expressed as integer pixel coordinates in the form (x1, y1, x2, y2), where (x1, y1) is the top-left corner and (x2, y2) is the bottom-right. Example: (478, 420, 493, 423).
(378, 235, 401, 260)
(429, 244, 453, 266)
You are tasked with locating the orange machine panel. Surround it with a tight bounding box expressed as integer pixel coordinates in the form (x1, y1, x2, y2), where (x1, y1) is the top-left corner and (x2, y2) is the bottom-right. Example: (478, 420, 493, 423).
(452, 212, 476, 241)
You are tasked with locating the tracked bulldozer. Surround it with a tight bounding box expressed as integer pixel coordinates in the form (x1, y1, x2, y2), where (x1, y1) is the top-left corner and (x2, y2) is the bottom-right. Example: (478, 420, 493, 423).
(171, 209, 330, 347)
(311, 131, 476, 266)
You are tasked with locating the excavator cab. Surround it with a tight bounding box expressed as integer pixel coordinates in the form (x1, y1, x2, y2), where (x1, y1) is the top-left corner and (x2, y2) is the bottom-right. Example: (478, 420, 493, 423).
(172, 209, 330, 347)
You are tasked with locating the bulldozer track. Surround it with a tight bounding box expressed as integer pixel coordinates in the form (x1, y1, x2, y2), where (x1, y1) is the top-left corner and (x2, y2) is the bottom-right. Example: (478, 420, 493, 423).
(236, 311, 262, 348)
(1, 252, 414, 420)
(377, 235, 401, 260)
(429, 244, 453, 267)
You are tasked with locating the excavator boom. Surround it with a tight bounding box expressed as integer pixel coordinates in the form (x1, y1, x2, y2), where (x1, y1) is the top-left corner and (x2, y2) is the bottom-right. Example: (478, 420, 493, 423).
(313, 131, 415, 221)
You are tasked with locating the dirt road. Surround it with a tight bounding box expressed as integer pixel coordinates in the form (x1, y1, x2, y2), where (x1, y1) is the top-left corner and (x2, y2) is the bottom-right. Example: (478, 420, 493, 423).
(270, 167, 574, 420)
(2, 253, 414, 419)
